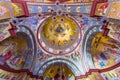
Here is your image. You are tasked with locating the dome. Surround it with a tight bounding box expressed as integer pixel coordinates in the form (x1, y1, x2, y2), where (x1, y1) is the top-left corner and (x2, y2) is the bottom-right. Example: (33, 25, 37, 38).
(37, 16, 81, 55)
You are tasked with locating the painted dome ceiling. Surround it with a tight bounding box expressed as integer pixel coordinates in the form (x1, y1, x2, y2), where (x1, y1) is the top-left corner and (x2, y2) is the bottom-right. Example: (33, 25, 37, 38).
(37, 16, 81, 55)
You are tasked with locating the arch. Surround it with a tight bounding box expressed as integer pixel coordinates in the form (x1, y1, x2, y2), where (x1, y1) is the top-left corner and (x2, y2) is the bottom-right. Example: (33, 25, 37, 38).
(17, 25, 37, 70)
(81, 25, 103, 71)
(43, 62, 76, 80)
(38, 58, 82, 76)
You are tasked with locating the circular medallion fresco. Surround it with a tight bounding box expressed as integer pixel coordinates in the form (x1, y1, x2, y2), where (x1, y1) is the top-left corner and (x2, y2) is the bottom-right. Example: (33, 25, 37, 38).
(37, 16, 81, 55)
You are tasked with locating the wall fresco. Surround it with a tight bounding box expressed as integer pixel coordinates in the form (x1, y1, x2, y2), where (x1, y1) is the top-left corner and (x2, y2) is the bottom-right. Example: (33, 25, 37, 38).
(0, 32, 30, 70)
